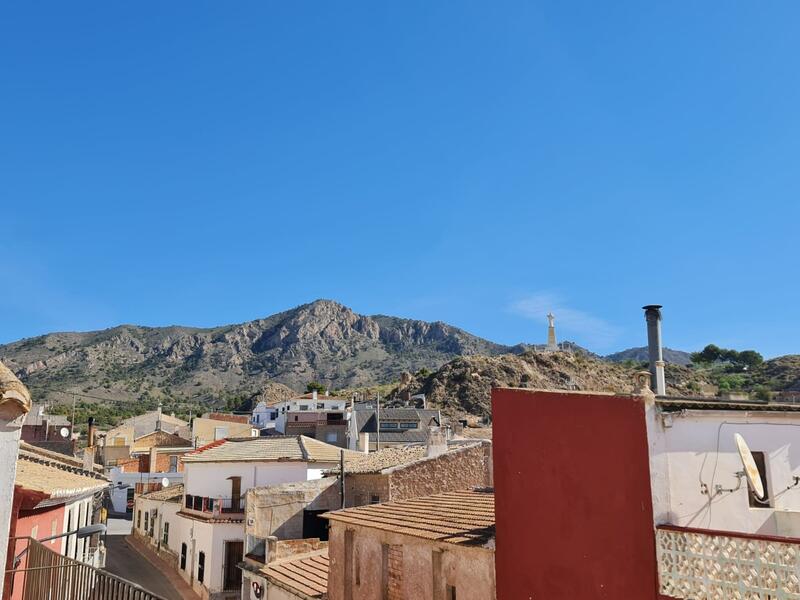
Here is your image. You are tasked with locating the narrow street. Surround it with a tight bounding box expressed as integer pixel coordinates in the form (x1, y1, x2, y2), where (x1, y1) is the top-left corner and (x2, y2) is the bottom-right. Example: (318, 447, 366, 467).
(103, 517, 184, 600)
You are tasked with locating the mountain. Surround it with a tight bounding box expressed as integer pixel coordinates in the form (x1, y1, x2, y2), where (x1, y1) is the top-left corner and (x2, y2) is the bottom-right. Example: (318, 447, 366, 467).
(0, 300, 512, 409)
(389, 350, 713, 419)
(604, 347, 694, 366)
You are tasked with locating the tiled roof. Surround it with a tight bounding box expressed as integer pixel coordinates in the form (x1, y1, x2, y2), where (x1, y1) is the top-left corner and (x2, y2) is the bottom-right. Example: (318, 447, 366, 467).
(202, 412, 250, 424)
(182, 435, 358, 463)
(261, 549, 329, 599)
(24, 405, 71, 427)
(354, 408, 441, 433)
(141, 484, 184, 503)
(459, 427, 493, 440)
(16, 449, 109, 501)
(19, 442, 102, 472)
(657, 397, 800, 413)
(337, 446, 427, 474)
(324, 489, 495, 546)
(132, 430, 192, 452)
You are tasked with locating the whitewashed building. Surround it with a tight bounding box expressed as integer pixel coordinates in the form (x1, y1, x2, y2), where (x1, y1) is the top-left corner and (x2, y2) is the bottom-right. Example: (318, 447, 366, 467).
(174, 436, 351, 600)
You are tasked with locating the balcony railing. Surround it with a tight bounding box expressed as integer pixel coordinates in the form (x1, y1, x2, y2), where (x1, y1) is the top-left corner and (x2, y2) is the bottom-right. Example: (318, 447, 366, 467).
(183, 494, 245, 516)
(6, 537, 167, 600)
(656, 524, 800, 599)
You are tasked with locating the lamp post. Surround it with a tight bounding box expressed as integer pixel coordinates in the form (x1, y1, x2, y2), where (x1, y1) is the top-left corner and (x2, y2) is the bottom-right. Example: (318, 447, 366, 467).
(13, 523, 108, 567)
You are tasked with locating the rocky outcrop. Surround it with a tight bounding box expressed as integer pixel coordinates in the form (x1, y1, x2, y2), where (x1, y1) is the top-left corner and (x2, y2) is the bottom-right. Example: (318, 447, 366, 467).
(0, 300, 509, 408)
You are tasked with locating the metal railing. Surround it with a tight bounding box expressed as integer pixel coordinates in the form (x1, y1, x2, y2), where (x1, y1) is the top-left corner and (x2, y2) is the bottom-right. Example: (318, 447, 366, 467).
(183, 494, 245, 515)
(5, 537, 167, 600)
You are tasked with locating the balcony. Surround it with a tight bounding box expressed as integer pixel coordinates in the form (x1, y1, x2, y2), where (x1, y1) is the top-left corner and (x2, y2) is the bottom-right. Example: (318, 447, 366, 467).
(183, 494, 245, 517)
(656, 524, 800, 599)
(6, 537, 166, 599)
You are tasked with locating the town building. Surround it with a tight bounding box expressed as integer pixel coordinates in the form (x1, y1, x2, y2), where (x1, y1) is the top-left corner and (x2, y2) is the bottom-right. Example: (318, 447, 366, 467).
(185, 415, 256, 448)
(251, 400, 278, 431)
(492, 382, 800, 600)
(5, 443, 109, 599)
(341, 440, 492, 507)
(246, 543, 329, 600)
(103, 407, 188, 446)
(266, 392, 349, 448)
(20, 404, 73, 455)
(105, 430, 192, 514)
(131, 484, 187, 571)
(348, 406, 441, 452)
(324, 489, 496, 600)
(174, 435, 354, 600)
(0, 361, 32, 599)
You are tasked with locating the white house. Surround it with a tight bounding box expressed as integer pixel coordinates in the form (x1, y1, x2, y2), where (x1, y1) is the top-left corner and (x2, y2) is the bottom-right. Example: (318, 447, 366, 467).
(652, 396, 800, 535)
(174, 435, 353, 600)
(251, 401, 278, 431)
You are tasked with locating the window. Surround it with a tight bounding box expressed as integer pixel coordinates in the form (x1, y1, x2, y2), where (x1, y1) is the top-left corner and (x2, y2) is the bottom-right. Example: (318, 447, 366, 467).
(31, 525, 38, 540)
(382, 422, 398, 429)
(270, 411, 278, 420)
(370, 495, 380, 504)
(162, 522, 169, 545)
(137, 510, 141, 529)
(214, 426, 228, 440)
(317, 402, 324, 409)
(197, 551, 205, 583)
(144, 512, 148, 534)
(399, 422, 417, 429)
(447, 585, 457, 600)
(326, 432, 338, 443)
(748, 451, 771, 507)
(299, 404, 309, 411)
(169, 455, 179, 473)
(294, 415, 299, 421)
(255, 414, 260, 423)
(180, 543, 187, 570)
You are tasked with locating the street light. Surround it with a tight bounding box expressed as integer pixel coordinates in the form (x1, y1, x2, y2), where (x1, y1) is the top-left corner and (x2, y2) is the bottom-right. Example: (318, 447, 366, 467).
(13, 523, 108, 567)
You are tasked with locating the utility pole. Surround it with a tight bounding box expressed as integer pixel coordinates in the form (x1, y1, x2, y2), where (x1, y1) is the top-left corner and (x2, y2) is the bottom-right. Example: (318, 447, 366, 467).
(376, 393, 381, 452)
(339, 449, 346, 508)
(71, 393, 77, 436)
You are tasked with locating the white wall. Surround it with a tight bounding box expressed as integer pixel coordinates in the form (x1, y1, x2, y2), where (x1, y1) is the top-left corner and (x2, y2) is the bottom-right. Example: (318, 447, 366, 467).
(654, 409, 800, 535)
(107, 469, 184, 513)
(177, 517, 243, 595)
(184, 462, 313, 499)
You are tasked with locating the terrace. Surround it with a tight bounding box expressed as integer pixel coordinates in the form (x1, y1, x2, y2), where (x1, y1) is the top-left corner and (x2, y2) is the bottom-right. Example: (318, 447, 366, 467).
(182, 494, 245, 518)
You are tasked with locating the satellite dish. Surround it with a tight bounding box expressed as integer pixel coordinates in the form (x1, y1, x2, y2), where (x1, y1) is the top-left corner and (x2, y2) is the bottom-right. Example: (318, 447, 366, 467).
(59, 427, 70, 438)
(735, 433, 765, 500)
(161, 477, 170, 488)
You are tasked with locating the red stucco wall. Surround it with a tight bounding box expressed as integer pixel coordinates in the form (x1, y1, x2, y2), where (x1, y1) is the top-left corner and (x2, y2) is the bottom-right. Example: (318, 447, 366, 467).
(6, 501, 65, 600)
(492, 388, 658, 600)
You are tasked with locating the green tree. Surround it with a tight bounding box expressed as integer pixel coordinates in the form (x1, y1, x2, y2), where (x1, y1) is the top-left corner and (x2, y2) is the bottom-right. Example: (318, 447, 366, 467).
(306, 381, 326, 394)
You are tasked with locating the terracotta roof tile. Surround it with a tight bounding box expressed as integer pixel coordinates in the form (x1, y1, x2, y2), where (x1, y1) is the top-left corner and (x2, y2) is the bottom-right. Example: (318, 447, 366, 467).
(261, 549, 329, 598)
(182, 435, 359, 464)
(140, 484, 184, 503)
(15, 451, 109, 500)
(324, 489, 495, 546)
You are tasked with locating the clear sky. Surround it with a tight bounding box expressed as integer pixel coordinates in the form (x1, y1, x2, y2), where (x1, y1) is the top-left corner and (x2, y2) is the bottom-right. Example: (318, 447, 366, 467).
(2, 2, 799, 357)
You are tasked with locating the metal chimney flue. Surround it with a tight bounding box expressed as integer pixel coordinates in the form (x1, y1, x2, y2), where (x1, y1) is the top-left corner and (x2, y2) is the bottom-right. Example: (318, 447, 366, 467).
(643, 305, 666, 396)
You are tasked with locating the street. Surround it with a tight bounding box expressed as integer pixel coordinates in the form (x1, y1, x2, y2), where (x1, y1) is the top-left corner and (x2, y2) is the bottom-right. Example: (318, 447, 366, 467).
(103, 517, 184, 600)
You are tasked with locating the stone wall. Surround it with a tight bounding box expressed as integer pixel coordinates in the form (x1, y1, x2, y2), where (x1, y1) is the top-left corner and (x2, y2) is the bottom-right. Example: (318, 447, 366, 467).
(388, 441, 491, 501)
(327, 521, 495, 600)
(344, 473, 389, 508)
(247, 478, 340, 540)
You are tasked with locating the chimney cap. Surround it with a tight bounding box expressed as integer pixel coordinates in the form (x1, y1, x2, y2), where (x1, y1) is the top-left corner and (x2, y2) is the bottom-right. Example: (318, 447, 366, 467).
(642, 304, 663, 311)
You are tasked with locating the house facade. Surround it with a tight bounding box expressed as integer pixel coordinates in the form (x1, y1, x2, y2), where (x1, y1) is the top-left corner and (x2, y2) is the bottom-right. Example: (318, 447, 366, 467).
(5, 444, 110, 600)
(173, 436, 352, 600)
(269, 392, 349, 448)
(324, 489, 495, 600)
(492, 383, 800, 600)
(348, 407, 441, 452)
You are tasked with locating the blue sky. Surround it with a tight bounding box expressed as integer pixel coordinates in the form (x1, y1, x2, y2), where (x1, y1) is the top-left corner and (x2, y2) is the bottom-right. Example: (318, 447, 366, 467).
(2, 2, 799, 357)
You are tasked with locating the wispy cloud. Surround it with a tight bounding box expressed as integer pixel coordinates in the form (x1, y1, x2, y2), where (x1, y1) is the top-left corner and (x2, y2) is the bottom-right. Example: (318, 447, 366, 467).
(509, 292, 620, 350)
